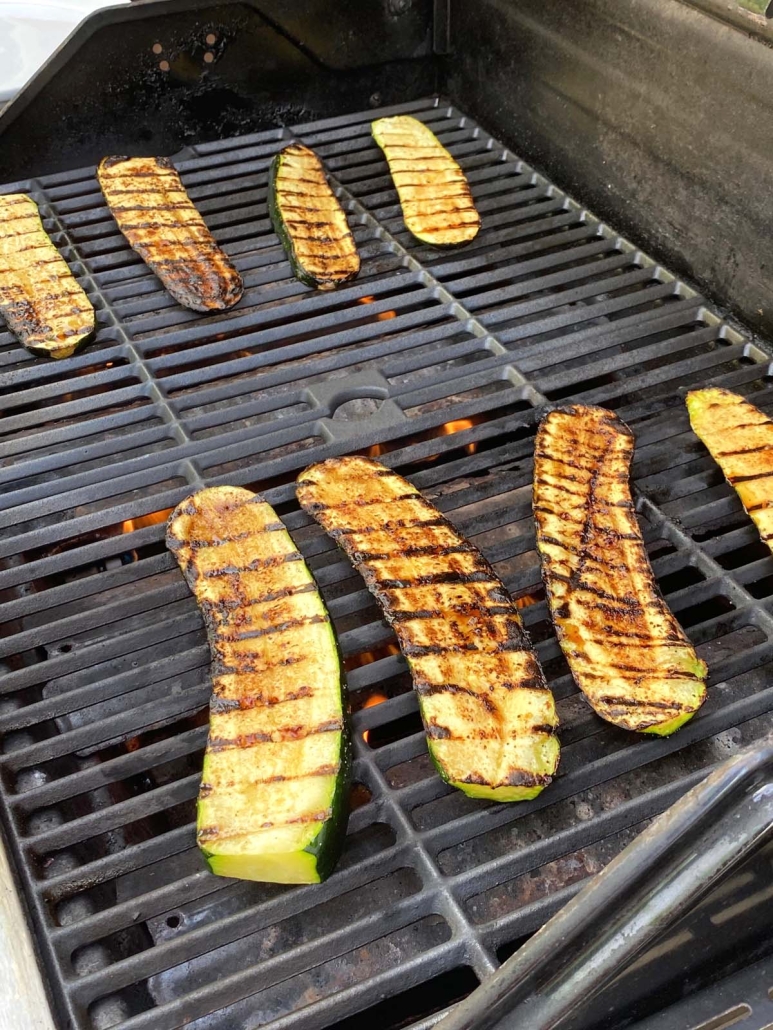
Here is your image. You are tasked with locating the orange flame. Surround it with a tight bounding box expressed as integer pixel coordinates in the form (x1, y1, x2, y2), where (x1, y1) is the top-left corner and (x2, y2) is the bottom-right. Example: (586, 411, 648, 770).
(121, 508, 174, 535)
(438, 418, 478, 456)
(356, 294, 396, 321)
(362, 692, 389, 744)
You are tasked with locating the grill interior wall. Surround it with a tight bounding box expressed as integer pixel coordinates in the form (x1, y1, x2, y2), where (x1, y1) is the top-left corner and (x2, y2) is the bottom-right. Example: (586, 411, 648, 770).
(0, 98, 772, 1030)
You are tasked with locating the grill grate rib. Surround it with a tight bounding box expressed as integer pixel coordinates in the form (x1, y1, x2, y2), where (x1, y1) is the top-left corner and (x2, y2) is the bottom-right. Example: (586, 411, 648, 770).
(0, 96, 772, 1030)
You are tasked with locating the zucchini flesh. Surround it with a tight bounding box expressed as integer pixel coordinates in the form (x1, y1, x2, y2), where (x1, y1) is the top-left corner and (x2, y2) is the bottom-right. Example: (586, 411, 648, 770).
(534, 406, 707, 735)
(98, 157, 243, 312)
(296, 456, 559, 802)
(166, 486, 350, 883)
(0, 194, 95, 358)
(268, 144, 360, 290)
(687, 387, 773, 551)
(371, 115, 480, 247)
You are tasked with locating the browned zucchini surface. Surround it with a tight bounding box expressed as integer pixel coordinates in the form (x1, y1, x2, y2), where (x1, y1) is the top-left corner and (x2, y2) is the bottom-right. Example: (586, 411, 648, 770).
(0, 193, 95, 358)
(166, 485, 350, 883)
(98, 156, 243, 312)
(269, 144, 360, 290)
(371, 115, 480, 246)
(534, 405, 707, 735)
(297, 455, 559, 802)
(687, 388, 773, 552)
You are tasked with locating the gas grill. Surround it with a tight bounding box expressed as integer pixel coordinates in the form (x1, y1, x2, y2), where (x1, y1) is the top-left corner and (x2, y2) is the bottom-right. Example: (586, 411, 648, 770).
(1, 2, 773, 1029)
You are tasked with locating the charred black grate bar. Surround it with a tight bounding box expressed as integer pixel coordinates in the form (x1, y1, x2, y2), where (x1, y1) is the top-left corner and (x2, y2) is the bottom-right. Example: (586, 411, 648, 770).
(0, 97, 772, 1030)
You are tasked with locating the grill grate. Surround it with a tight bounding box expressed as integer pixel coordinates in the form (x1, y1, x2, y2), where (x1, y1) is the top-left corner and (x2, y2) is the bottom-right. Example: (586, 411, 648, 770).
(1, 96, 773, 1030)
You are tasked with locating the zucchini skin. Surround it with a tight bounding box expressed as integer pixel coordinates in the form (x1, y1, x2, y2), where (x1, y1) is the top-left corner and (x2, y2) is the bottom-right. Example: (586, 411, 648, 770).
(98, 156, 243, 313)
(297, 456, 560, 803)
(687, 387, 773, 552)
(534, 405, 707, 735)
(0, 193, 95, 359)
(371, 115, 480, 247)
(166, 486, 350, 884)
(268, 144, 360, 291)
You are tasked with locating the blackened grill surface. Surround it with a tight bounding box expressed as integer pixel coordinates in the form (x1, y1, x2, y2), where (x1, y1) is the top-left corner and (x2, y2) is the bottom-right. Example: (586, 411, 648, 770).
(0, 97, 772, 1030)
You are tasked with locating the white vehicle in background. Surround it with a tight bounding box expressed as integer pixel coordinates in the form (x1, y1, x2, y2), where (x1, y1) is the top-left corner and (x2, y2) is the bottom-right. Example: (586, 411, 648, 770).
(0, 0, 128, 102)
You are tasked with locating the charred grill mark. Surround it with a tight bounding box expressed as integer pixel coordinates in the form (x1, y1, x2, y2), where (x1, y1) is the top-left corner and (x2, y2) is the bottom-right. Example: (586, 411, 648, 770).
(202, 766, 337, 795)
(716, 444, 773, 457)
(203, 552, 303, 578)
(728, 470, 773, 484)
(729, 419, 773, 429)
(747, 500, 773, 513)
(207, 718, 343, 751)
(330, 516, 447, 538)
(351, 543, 475, 563)
(198, 809, 332, 840)
(415, 681, 497, 713)
(401, 639, 527, 657)
(598, 695, 686, 710)
(457, 769, 552, 788)
(533, 451, 598, 474)
(222, 614, 327, 641)
(212, 686, 314, 711)
(207, 582, 317, 611)
(186, 526, 285, 551)
(425, 722, 452, 739)
(374, 571, 494, 589)
(212, 653, 305, 677)
(315, 491, 424, 512)
(392, 604, 514, 622)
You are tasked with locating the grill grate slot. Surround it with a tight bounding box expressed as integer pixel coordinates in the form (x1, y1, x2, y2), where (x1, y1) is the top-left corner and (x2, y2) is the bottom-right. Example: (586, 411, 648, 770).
(1, 96, 773, 1030)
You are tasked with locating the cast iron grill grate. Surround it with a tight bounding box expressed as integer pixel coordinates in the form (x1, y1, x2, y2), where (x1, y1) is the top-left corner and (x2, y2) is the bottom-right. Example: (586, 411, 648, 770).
(1, 96, 773, 1030)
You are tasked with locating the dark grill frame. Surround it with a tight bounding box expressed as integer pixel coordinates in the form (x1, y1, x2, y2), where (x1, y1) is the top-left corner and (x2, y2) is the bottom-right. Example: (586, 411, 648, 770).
(1, 96, 773, 1030)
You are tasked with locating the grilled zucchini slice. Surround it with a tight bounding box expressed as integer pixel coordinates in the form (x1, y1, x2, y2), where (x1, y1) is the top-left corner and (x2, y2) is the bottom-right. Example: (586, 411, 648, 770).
(0, 193, 95, 358)
(268, 143, 360, 290)
(167, 486, 350, 884)
(687, 388, 773, 552)
(297, 456, 559, 802)
(534, 406, 707, 735)
(371, 115, 480, 247)
(98, 156, 243, 313)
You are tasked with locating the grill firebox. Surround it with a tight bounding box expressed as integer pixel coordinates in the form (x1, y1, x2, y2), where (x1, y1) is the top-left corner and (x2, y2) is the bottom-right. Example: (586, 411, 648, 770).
(2, 97, 773, 1030)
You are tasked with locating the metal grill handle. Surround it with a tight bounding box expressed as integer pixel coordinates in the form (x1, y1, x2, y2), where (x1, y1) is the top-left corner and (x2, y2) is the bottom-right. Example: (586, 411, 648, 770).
(436, 738, 773, 1030)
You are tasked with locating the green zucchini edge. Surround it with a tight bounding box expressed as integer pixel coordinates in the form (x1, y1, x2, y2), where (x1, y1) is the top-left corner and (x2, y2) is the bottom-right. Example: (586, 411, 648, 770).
(268, 149, 330, 290)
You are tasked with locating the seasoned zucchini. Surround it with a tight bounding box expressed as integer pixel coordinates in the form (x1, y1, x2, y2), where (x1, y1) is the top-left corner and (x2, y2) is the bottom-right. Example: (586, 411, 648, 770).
(166, 486, 350, 884)
(297, 456, 559, 802)
(0, 193, 95, 358)
(98, 156, 243, 312)
(687, 388, 773, 552)
(371, 115, 480, 246)
(268, 144, 360, 290)
(534, 405, 707, 735)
